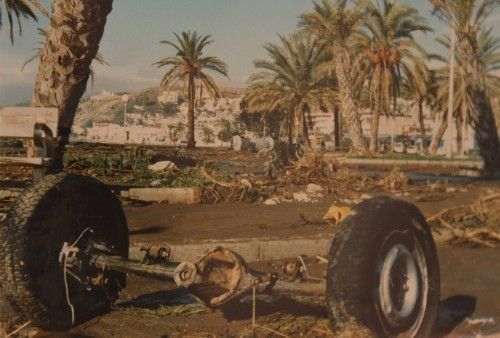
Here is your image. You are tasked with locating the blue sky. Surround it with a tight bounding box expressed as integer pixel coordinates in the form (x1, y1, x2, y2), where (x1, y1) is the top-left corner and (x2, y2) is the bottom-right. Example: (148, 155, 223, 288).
(0, 0, 499, 105)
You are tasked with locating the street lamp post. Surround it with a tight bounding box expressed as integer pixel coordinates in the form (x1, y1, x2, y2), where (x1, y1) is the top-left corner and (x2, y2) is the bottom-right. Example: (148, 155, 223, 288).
(122, 94, 130, 127)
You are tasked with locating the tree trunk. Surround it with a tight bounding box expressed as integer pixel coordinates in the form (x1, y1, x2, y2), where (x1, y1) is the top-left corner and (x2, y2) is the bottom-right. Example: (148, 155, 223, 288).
(456, 111, 463, 156)
(302, 107, 311, 148)
(369, 85, 382, 152)
(333, 108, 341, 151)
(369, 68, 383, 153)
(186, 75, 196, 149)
(369, 111, 380, 153)
(295, 104, 311, 148)
(459, 38, 500, 172)
(334, 46, 367, 154)
(32, 0, 113, 172)
(418, 99, 428, 153)
(430, 113, 448, 155)
(287, 113, 293, 146)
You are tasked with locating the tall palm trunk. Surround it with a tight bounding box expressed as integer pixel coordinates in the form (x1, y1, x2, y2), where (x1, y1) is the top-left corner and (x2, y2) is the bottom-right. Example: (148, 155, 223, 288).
(295, 104, 311, 147)
(370, 77, 383, 152)
(334, 46, 367, 154)
(418, 99, 428, 153)
(456, 112, 463, 156)
(333, 108, 341, 151)
(302, 106, 311, 148)
(186, 74, 196, 149)
(459, 39, 500, 171)
(32, 0, 113, 171)
(430, 113, 448, 155)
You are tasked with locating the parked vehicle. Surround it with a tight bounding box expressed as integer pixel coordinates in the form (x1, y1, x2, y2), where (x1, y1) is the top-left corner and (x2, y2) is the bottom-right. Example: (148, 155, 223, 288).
(393, 141, 405, 153)
(407, 144, 419, 154)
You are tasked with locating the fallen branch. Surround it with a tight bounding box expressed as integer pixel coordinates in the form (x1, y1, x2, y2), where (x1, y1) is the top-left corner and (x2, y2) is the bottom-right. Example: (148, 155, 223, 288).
(5, 320, 31, 338)
(199, 167, 232, 188)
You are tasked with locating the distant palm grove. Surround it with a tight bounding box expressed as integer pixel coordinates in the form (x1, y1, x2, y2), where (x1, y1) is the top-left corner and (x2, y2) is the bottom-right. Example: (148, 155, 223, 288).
(245, 0, 500, 173)
(2, 0, 500, 172)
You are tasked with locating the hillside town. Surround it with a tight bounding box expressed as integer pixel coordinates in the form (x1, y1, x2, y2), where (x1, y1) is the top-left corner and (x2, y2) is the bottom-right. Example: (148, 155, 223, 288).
(73, 88, 476, 155)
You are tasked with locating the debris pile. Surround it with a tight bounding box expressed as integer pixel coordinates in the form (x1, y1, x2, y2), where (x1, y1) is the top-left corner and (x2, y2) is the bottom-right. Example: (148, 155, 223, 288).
(378, 167, 409, 192)
(284, 153, 414, 196)
(200, 167, 261, 203)
(428, 193, 500, 248)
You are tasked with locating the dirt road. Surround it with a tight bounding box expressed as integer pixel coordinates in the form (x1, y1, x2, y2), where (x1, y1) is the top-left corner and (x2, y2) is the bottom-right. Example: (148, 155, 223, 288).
(125, 187, 487, 245)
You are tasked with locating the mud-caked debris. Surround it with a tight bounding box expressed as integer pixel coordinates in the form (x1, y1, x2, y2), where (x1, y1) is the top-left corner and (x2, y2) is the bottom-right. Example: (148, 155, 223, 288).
(428, 192, 500, 248)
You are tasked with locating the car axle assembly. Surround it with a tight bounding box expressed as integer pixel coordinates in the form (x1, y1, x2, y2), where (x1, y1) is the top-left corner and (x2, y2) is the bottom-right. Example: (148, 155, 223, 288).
(0, 174, 441, 337)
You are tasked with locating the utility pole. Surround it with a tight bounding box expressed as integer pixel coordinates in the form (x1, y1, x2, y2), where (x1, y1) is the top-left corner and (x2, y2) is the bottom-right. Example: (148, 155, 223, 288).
(446, 28, 456, 159)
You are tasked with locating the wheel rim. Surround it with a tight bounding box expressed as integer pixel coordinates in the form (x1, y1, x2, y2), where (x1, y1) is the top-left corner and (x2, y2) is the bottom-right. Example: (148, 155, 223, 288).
(375, 234, 429, 337)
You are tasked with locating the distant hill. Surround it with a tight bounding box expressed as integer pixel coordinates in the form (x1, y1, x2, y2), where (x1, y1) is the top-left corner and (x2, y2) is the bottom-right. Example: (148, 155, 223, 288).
(74, 86, 244, 129)
(74, 87, 170, 128)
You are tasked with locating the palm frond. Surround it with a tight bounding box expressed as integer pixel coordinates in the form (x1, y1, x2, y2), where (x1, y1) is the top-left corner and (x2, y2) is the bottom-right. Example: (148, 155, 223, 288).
(1, 0, 47, 43)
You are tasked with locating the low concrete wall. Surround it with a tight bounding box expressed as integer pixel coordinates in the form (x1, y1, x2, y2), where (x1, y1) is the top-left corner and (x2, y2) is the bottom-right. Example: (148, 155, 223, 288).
(130, 235, 332, 263)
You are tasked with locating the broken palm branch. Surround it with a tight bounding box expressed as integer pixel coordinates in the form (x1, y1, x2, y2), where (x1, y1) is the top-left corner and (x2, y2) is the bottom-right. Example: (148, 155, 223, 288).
(427, 193, 500, 248)
(200, 167, 261, 203)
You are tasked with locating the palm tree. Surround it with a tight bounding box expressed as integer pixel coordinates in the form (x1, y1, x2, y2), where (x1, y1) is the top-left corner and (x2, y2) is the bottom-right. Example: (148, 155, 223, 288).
(245, 35, 334, 146)
(400, 65, 434, 154)
(431, 27, 500, 155)
(0, 0, 46, 43)
(299, 0, 367, 154)
(356, 0, 431, 152)
(431, 0, 500, 172)
(22, 28, 109, 87)
(153, 31, 228, 149)
(32, 0, 113, 171)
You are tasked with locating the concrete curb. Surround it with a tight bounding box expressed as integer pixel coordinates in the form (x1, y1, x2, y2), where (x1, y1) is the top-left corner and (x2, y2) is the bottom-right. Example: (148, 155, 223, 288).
(342, 158, 484, 170)
(121, 187, 201, 204)
(130, 235, 332, 263)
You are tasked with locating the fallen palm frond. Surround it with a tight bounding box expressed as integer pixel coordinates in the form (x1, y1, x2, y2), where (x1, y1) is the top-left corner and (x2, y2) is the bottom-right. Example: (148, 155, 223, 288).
(284, 153, 414, 197)
(200, 167, 262, 203)
(428, 193, 500, 248)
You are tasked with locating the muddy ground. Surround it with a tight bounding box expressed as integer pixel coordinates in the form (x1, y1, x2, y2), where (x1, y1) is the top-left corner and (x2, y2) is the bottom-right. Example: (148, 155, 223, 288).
(63, 186, 500, 338)
(65, 247, 500, 338)
(1, 146, 499, 337)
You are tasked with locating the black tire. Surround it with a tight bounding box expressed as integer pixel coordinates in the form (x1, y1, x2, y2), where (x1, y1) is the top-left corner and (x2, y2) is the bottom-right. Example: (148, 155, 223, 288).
(0, 173, 129, 330)
(326, 197, 440, 337)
